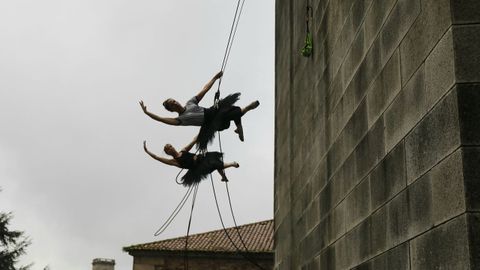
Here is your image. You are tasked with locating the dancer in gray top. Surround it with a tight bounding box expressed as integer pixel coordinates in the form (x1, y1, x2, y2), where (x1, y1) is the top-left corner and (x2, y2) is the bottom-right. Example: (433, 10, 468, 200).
(139, 71, 259, 148)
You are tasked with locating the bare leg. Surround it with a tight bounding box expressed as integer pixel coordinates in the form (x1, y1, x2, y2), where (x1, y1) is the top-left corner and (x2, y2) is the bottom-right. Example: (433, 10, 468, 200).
(224, 162, 239, 169)
(234, 124, 244, 142)
(217, 169, 228, 182)
(241, 100, 260, 115)
(218, 162, 239, 182)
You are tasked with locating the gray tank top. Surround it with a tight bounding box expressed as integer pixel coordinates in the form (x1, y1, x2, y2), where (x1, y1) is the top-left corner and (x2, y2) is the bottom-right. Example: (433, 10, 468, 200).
(176, 96, 205, 126)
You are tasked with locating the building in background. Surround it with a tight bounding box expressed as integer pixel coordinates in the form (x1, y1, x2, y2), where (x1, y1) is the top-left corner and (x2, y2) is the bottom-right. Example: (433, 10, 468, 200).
(124, 220, 274, 270)
(92, 258, 115, 270)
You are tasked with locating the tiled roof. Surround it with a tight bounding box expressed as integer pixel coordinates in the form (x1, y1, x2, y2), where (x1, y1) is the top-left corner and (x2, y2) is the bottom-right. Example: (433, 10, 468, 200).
(124, 220, 273, 253)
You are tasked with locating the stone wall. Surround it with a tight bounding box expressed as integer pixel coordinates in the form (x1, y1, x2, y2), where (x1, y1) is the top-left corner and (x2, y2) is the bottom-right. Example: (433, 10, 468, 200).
(130, 252, 273, 270)
(274, 0, 480, 269)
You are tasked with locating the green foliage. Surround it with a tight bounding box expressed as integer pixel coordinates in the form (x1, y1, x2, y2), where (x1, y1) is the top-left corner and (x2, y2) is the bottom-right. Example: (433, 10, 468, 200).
(0, 191, 30, 270)
(301, 32, 313, 57)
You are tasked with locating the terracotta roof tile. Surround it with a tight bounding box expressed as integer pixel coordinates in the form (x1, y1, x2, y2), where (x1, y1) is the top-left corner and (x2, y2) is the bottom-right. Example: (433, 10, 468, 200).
(124, 220, 273, 253)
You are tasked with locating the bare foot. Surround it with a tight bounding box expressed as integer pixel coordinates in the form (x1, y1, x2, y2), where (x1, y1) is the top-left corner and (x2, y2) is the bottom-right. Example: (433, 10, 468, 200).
(233, 162, 240, 168)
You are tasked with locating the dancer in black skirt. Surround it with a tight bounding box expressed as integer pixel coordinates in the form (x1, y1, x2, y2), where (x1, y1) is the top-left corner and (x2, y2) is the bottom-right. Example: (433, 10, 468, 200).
(143, 138, 239, 186)
(139, 71, 259, 150)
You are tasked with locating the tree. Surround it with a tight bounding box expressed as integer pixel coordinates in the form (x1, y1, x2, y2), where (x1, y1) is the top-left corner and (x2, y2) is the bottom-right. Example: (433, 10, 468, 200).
(0, 189, 30, 270)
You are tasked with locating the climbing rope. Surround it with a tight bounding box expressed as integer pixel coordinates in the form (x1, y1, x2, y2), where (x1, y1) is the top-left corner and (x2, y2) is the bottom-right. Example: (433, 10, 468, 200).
(215, 0, 246, 105)
(207, 0, 267, 269)
(210, 175, 266, 270)
(153, 1, 265, 269)
(153, 184, 195, 236)
(183, 182, 199, 270)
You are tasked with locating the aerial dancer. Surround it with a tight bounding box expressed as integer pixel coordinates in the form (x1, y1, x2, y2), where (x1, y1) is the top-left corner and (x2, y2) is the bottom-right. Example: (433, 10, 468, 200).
(143, 138, 239, 186)
(139, 71, 259, 150)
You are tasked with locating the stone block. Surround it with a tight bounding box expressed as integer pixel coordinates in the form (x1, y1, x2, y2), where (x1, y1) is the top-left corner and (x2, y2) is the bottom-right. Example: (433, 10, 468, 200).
(385, 65, 427, 152)
(355, 116, 385, 181)
(462, 147, 480, 211)
(407, 173, 433, 239)
(357, 218, 373, 262)
(364, 0, 397, 49)
(380, 0, 421, 66)
(453, 25, 480, 82)
(457, 83, 480, 146)
(340, 152, 358, 196)
(347, 28, 367, 89)
(405, 88, 461, 183)
(451, 0, 480, 24)
(319, 181, 333, 220)
(312, 219, 328, 252)
(330, 15, 354, 83)
(370, 207, 388, 256)
(329, 201, 346, 244)
(312, 159, 328, 197)
(425, 28, 455, 111)
(399, 0, 452, 84)
(468, 214, 480, 269)
(334, 236, 350, 270)
(369, 134, 406, 212)
(353, 242, 409, 270)
(386, 191, 409, 247)
(366, 49, 401, 127)
(330, 169, 345, 210)
(345, 218, 373, 267)
(345, 99, 369, 157)
(318, 245, 336, 270)
(346, 177, 371, 231)
(352, 54, 372, 105)
(430, 149, 466, 225)
(306, 195, 320, 233)
(410, 214, 471, 269)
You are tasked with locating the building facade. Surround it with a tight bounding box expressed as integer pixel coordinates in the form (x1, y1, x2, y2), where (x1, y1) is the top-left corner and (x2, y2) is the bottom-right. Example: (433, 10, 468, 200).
(275, 0, 480, 269)
(124, 220, 274, 270)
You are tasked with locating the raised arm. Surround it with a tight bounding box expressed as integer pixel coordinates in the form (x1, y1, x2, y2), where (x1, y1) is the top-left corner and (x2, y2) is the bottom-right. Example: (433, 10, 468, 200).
(139, 101, 180, 125)
(195, 71, 223, 102)
(143, 141, 180, 167)
(181, 136, 198, 152)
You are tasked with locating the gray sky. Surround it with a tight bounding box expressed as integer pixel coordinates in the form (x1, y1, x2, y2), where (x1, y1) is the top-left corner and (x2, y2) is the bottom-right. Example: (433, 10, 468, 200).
(0, 1, 274, 269)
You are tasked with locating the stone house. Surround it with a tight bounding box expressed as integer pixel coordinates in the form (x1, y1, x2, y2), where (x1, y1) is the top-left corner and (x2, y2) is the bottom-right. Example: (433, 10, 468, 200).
(124, 220, 273, 270)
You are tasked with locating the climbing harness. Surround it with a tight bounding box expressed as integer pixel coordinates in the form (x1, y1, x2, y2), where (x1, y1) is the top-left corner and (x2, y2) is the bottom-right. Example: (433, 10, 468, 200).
(301, 5, 313, 57)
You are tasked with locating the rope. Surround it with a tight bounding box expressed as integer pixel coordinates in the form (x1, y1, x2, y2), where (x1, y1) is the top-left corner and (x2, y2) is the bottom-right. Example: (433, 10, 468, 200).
(209, 175, 266, 270)
(154, 184, 195, 236)
(156, 1, 262, 269)
(216, 129, 259, 262)
(208, 1, 265, 268)
(215, 0, 246, 102)
(183, 183, 199, 270)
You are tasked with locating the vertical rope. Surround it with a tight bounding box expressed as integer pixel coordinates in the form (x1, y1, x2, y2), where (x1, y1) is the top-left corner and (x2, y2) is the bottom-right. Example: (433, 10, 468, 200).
(183, 183, 199, 270)
(209, 175, 266, 270)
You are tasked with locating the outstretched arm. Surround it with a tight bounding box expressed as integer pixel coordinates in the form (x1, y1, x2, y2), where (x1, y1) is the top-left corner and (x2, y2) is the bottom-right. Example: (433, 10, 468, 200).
(143, 141, 180, 167)
(195, 71, 223, 102)
(181, 136, 198, 152)
(139, 101, 180, 125)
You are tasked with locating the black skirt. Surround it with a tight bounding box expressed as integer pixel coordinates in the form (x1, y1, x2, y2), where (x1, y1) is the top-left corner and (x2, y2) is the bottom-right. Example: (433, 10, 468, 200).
(196, 93, 242, 151)
(181, 152, 224, 186)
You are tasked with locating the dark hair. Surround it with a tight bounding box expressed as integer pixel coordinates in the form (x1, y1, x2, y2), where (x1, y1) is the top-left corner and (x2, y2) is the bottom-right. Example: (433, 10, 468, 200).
(163, 99, 175, 112)
(164, 144, 173, 154)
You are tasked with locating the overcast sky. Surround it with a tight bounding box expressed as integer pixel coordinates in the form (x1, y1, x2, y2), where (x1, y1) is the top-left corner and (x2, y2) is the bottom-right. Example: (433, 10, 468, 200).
(0, 1, 274, 269)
